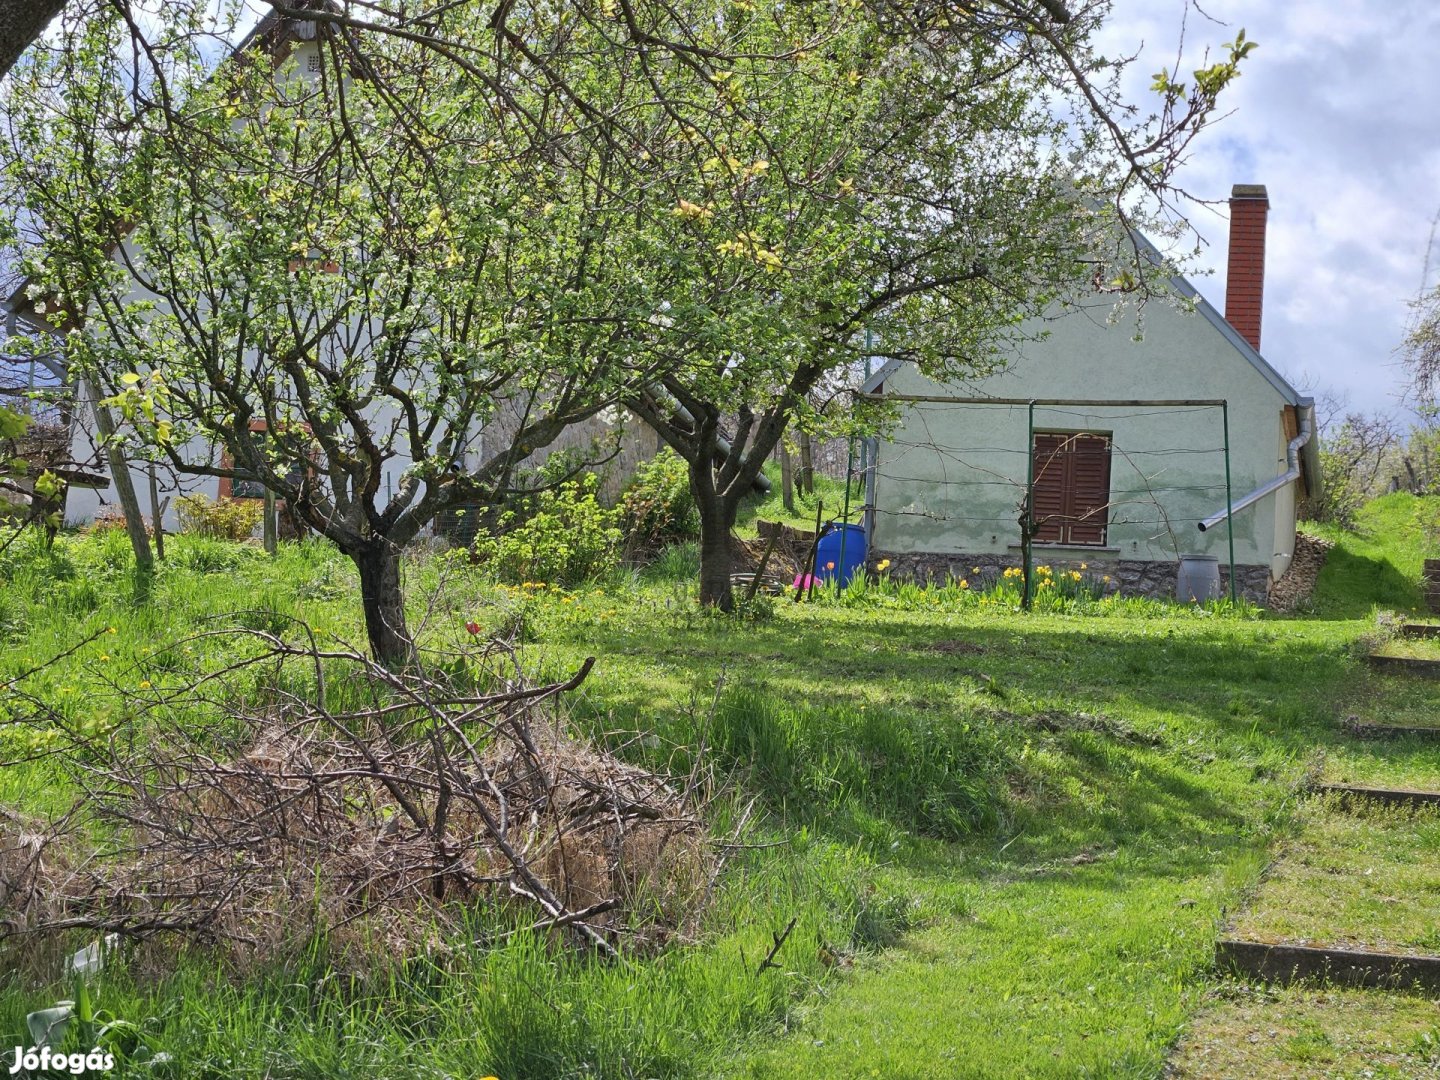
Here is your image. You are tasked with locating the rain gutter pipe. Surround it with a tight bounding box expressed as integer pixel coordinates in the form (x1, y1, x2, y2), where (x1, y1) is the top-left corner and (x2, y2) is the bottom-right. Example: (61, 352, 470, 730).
(1197, 410, 1313, 534)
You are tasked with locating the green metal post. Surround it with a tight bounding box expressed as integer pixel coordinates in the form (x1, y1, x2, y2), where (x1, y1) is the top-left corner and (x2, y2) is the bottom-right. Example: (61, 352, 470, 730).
(1024, 401, 1036, 610)
(1222, 402, 1237, 605)
(837, 437, 855, 581)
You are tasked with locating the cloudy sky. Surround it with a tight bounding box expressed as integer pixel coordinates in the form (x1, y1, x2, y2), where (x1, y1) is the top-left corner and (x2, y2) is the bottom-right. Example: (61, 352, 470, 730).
(1095, 0, 1440, 421)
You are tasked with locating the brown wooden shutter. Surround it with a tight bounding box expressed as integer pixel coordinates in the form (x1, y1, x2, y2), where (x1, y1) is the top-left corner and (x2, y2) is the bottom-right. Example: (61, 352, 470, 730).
(1067, 434, 1111, 544)
(1030, 432, 1111, 545)
(1031, 433, 1069, 543)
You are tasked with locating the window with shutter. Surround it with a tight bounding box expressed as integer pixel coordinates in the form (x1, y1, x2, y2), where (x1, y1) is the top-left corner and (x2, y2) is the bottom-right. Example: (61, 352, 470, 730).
(1030, 431, 1112, 546)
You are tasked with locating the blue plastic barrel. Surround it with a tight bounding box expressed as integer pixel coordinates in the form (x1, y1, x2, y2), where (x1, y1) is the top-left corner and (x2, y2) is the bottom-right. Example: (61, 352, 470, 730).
(816, 523, 867, 586)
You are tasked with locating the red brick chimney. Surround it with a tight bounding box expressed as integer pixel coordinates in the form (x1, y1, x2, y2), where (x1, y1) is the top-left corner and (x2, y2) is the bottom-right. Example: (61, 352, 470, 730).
(1224, 183, 1269, 352)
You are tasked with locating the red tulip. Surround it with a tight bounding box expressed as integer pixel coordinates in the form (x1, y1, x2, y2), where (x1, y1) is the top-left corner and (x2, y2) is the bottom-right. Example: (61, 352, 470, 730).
(465, 621, 481, 635)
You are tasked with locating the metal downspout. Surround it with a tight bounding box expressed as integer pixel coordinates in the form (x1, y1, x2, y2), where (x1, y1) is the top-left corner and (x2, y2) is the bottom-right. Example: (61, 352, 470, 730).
(1222, 402, 1236, 604)
(1198, 410, 1314, 534)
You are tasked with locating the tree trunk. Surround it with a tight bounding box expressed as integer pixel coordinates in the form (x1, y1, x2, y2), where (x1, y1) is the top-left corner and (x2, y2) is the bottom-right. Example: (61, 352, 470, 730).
(779, 441, 795, 515)
(0, 0, 68, 81)
(798, 430, 814, 495)
(696, 498, 735, 610)
(85, 379, 153, 576)
(353, 540, 415, 667)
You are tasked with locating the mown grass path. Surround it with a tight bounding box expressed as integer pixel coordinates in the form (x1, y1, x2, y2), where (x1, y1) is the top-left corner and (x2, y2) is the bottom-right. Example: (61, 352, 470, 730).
(528, 601, 1364, 1078)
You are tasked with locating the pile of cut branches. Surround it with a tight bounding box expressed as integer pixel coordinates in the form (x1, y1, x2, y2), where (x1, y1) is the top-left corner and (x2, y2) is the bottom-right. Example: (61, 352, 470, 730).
(0, 631, 711, 965)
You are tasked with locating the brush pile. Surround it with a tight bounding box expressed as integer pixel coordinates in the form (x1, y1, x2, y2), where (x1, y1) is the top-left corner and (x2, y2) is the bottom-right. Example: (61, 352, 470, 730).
(0, 636, 710, 964)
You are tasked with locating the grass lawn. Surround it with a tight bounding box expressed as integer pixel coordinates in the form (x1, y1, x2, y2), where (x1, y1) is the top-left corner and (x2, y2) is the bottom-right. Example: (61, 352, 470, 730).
(0, 493, 1437, 1077)
(1168, 984, 1440, 1079)
(1228, 799, 1440, 954)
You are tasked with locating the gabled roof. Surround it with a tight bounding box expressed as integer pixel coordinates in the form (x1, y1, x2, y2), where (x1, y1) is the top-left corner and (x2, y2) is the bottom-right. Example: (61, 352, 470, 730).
(1132, 228, 1308, 409)
(859, 229, 1311, 411)
(858, 225, 1322, 500)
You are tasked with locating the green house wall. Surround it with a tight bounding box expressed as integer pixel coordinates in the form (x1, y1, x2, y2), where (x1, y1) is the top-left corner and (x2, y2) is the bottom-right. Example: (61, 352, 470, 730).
(870, 293, 1303, 583)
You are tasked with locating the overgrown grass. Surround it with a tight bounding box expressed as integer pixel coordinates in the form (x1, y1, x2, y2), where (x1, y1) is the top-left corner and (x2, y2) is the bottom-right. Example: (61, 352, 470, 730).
(0, 858, 874, 1079)
(0, 498, 1437, 1077)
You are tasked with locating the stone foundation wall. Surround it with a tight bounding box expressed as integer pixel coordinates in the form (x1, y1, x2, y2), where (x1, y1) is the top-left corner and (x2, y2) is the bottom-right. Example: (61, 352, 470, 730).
(869, 550, 1273, 605)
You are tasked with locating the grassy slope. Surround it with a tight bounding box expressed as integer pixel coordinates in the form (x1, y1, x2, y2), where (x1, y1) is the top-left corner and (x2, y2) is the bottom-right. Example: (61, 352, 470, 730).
(1303, 492, 1432, 618)
(1165, 493, 1440, 1080)
(0, 493, 1434, 1077)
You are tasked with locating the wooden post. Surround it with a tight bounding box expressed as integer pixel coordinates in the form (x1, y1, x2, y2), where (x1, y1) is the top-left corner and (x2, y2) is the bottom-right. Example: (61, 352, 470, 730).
(744, 530, 781, 603)
(147, 462, 165, 561)
(779, 440, 795, 515)
(794, 500, 823, 603)
(263, 485, 277, 554)
(84, 378, 153, 576)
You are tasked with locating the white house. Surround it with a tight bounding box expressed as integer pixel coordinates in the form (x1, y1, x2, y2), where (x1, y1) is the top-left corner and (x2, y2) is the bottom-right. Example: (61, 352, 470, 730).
(861, 185, 1319, 604)
(1, 10, 659, 536)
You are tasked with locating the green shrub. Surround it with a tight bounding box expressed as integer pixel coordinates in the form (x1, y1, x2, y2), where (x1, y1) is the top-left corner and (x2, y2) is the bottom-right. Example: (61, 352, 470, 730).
(175, 493, 263, 541)
(621, 449, 699, 552)
(640, 540, 699, 582)
(473, 474, 621, 587)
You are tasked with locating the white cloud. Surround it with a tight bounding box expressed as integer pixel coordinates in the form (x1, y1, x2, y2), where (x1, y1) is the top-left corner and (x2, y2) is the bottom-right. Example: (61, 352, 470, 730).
(1096, 0, 1440, 417)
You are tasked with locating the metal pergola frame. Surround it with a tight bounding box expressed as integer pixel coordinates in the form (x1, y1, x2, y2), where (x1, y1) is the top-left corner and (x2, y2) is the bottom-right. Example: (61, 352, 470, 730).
(859, 393, 1237, 606)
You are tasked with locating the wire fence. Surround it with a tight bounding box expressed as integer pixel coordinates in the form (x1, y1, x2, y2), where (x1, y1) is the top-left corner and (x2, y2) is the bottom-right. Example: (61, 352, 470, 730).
(860, 397, 1245, 599)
